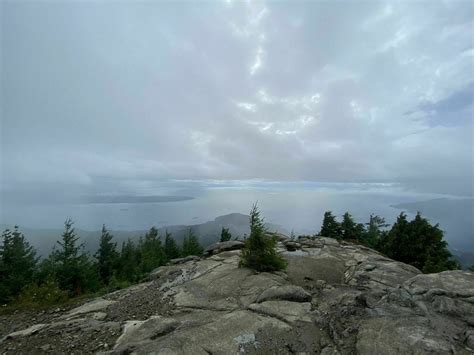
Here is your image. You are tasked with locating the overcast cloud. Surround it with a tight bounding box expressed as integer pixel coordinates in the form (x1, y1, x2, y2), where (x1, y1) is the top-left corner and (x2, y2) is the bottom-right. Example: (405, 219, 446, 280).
(1, 0, 473, 200)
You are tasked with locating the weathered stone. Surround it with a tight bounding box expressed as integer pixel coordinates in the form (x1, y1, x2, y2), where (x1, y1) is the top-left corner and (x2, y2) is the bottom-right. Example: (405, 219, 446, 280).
(169, 255, 201, 265)
(3, 324, 47, 341)
(256, 285, 312, 303)
(248, 300, 312, 323)
(91, 312, 108, 321)
(204, 240, 244, 256)
(283, 241, 301, 251)
(114, 316, 179, 350)
(62, 298, 116, 319)
(1, 237, 473, 355)
(356, 317, 456, 354)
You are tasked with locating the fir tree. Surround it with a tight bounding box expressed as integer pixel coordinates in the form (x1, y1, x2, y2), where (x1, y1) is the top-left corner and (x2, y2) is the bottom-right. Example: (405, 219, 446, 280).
(95, 225, 119, 285)
(139, 227, 166, 274)
(164, 231, 180, 260)
(220, 227, 232, 242)
(118, 239, 140, 282)
(319, 211, 341, 239)
(0, 227, 38, 304)
(340, 212, 359, 240)
(378, 212, 459, 273)
(361, 214, 389, 248)
(50, 219, 99, 296)
(239, 204, 287, 272)
(182, 229, 203, 257)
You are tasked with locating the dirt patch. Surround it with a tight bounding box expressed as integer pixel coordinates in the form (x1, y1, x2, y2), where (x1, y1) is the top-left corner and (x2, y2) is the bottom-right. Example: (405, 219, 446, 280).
(104, 282, 174, 322)
(0, 319, 121, 354)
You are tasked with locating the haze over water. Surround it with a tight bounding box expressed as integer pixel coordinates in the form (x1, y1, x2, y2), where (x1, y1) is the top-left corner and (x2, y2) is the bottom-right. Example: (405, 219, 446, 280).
(0, 182, 454, 233)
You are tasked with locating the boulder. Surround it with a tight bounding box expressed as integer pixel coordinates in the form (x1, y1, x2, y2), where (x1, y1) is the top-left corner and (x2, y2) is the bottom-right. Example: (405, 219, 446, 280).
(62, 298, 116, 319)
(204, 240, 244, 256)
(283, 240, 301, 251)
(169, 255, 201, 265)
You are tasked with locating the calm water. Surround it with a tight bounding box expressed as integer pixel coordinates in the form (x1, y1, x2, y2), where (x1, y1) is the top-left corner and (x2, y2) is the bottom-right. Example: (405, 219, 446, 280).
(1, 185, 445, 234)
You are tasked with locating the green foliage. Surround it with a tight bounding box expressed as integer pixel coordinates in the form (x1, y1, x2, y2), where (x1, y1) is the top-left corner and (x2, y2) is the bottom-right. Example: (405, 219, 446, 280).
(0, 226, 38, 304)
(117, 239, 141, 283)
(164, 231, 181, 260)
(182, 229, 204, 257)
(319, 211, 341, 239)
(340, 212, 364, 241)
(139, 227, 166, 274)
(469, 265, 474, 272)
(378, 212, 459, 273)
(13, 280, 69, 309)
(95, 225, 119, 286)
(239, 204, 287, 272)
(360, 214, 389, 248)
(220, 227, 232, 242)
(48, 219, 100, 296)
(316, 210, 458, 274)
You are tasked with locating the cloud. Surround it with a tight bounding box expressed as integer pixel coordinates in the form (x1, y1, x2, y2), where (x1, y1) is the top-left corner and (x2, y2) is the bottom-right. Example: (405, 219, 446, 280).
(1, 0, 473, 198)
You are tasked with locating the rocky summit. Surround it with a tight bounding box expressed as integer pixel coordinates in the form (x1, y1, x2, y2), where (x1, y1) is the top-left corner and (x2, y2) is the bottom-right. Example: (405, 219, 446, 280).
(1, 236, 473, 354)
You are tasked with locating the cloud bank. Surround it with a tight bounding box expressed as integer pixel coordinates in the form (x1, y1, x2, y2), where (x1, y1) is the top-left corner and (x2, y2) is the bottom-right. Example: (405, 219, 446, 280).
(2, 0, 473, 198)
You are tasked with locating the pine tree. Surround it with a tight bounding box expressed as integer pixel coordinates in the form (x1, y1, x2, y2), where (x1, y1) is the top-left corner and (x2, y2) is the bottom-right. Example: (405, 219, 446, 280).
(0, 227, 38, 304)
(50, 219, 99, 296)
(164, 231, 180, 260)
(182, 229, 203, 257)
(95, 225, 118, 285)
(239, 204, 287, 272)
(220, 227, 232, 242)
(319, 211, 341, 239)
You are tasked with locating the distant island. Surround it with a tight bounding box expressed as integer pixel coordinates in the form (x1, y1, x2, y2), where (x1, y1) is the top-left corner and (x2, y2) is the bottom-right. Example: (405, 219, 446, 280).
(84, 195, 194, 204)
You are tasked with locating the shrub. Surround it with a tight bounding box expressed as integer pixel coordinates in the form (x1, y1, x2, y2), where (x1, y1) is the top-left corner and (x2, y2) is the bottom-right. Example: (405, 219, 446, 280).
(239, 204, 287, 272)
(13, 280, 69, 309)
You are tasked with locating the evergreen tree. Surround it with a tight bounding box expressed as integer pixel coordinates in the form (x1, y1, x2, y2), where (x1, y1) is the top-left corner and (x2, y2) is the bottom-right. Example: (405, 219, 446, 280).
(239, 204, 287, 272)
(319, 211, 341, 239)
(164, 231, 180, 260)
(220, 227, 232, 242)
(139, 227, 166, 274)
(0, 227, 38, 304)
(379, 212, 459, 273)
(378, 212, 409, 260)
(340, 212, 359, 240)
(117, 239, 140, 282)
(361, 214, 389, 248)
(469, 265, 474, 272)
(95, 225, 119, 285)
(182, 229, 203, 257)
(50, 219, 99, 296)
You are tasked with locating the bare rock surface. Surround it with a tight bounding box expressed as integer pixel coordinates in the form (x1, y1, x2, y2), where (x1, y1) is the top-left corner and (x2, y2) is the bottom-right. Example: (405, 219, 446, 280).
(1, 237, 473, 354)
(204, 240, 245, 256)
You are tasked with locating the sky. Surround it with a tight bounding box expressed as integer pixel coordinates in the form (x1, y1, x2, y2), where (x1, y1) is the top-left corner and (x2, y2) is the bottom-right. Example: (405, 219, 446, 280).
(1, 0, 473, 206)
